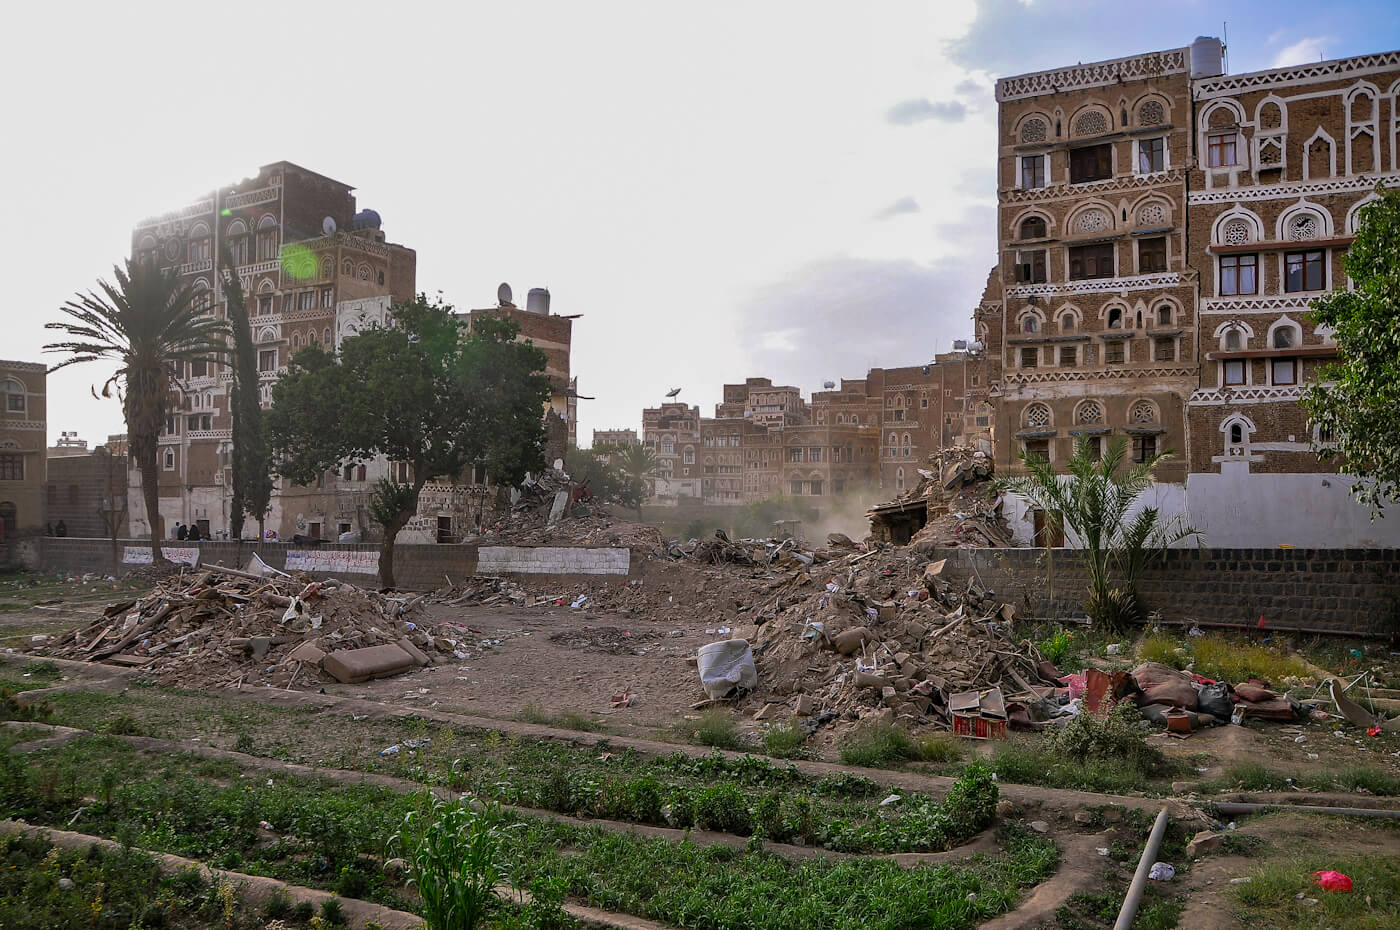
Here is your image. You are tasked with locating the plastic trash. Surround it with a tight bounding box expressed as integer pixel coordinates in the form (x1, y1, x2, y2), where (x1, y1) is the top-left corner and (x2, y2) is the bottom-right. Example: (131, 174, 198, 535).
(380, 745, 401, 756)
(696, 639, 758, 699)
(1312, 870, 1353, 892)
(571, 595, 587, 608)
(879, 794, 902, 807)
(1148, 862, 1175, 881)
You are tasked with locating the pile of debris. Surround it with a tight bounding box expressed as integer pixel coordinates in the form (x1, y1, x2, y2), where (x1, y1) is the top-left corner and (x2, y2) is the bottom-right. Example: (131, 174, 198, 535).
(739, 542, 1058, 735)
(867, 447, 1011, 548)
(30, 565, 476, 688)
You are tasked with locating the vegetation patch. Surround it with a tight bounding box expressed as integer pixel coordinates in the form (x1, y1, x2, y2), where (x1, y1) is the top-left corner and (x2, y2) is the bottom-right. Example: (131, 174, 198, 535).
(1232, 851, 1400, 930)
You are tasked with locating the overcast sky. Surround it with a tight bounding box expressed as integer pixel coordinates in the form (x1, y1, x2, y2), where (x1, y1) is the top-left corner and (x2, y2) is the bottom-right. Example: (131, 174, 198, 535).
(7, 0, 1398, 449)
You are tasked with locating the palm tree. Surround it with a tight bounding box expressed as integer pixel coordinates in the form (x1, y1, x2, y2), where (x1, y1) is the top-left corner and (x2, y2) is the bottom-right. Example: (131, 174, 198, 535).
(996, 436, 1201, 630)
(45, 258, 229, 559)
(612, 443, 661, 515)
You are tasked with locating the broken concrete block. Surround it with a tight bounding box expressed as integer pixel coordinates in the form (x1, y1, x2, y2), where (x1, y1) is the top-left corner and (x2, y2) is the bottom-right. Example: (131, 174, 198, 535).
(245, 636, 273, 660)
(1186, 831, 1224, 858)
(1029, 820, 1050, 834)
(395, 637, 431, 667)
(753, 703, 780, 720)
(833, 627, 873, 655)
(881, 686, 900, 707)
(793, 694, 814, 716)
(876, 603, 897, 623)
(323, 644, 416, 684)
(285, 640, 326, 666)
(892, 677, 912, 692)
(854, 671, 887, 690)
(893, 651, 911, 667)
(904, 619, 926, 639)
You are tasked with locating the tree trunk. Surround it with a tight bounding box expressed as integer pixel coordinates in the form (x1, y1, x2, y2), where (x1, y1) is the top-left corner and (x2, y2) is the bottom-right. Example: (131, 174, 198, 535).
(377, 510, 412, 590)
(139, 449, 164, 562)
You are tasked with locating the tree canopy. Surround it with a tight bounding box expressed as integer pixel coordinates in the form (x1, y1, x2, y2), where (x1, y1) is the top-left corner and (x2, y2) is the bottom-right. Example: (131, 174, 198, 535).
(564, 446, 647, 510)
(996, 437, 1199, 630)
(1303, 183, 1400, 515)
(220, 249, 273, 542)
(267, 295, 551, 586)
(45, 258, 228, 554)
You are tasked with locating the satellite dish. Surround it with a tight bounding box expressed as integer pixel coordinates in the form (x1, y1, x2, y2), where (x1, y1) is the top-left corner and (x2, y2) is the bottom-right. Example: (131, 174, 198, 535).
(497, 283, 514, 306)
(322, 216, 337, 236)
(665, 387, 681, 398)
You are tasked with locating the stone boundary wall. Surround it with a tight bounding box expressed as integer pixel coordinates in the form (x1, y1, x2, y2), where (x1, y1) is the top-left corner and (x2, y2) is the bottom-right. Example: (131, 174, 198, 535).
(476, 546, 630, 576)
(936, 547, 1400, 635)
(38, 538, 637, 591)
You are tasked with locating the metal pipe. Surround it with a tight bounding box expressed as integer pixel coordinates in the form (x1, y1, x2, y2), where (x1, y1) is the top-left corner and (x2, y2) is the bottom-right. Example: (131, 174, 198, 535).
(1113, 806, 1170, 930)
(1215, 802, 1400, 819)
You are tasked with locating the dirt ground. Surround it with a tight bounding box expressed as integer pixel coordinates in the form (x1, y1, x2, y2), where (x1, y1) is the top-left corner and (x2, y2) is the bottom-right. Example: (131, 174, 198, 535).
(1174, 810, 1400, 930)
(326, 602, 713, 737)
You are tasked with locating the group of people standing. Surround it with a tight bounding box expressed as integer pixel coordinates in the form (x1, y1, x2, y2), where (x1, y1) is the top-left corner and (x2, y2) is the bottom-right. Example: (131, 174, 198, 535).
(170, 521, 204, 541)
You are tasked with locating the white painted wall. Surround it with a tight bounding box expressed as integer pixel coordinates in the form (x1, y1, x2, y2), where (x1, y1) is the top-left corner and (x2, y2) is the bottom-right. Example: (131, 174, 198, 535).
(1004, 464, 1400, 549)
(1184, 463, 1400, 548)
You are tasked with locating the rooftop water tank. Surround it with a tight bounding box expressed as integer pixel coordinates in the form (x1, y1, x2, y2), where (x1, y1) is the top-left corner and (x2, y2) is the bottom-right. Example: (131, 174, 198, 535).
(527, 287, 551, 315)
(352, 208, 382, 230)
(1190, 36, 1224, 79)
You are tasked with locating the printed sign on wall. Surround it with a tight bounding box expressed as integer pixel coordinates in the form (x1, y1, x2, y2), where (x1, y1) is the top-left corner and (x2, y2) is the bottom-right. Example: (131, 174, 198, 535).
(122, 546, 201, 567)
(284, 549, 380, 575)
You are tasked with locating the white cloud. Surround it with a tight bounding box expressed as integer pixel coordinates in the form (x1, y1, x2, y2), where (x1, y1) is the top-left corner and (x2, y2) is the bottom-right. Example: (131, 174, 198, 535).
(872, 196, 922, 221)
(1271, 36, 1331, 68)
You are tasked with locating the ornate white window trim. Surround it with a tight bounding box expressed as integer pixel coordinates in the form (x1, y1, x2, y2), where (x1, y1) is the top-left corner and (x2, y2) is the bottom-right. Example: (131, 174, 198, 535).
(1006, 272, 1181, 299)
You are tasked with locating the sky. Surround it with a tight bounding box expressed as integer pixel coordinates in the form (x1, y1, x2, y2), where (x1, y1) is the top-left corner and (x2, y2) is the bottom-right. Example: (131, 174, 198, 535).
(6, 0, 1399, 449)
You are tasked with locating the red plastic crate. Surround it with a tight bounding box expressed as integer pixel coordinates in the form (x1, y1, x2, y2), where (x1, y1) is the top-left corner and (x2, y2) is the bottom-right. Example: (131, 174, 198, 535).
(953, 713, 1008, 740)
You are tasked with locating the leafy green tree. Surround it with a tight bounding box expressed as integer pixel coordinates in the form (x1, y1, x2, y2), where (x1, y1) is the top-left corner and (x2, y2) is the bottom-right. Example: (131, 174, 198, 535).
(564, 446, 646, 510)
(995, 437, 1200, 630)
(601, 442, 659, 514)
(267, 295, 550, 587)
(1303, 183, 1400, 514)
(220, 248, 274, 543)
(45, 258, 229, 557)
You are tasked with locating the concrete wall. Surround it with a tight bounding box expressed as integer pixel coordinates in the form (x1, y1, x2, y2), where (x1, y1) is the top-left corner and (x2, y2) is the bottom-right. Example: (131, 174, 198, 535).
(39, 537, 638, 591)
(937, 546, 1399, 634)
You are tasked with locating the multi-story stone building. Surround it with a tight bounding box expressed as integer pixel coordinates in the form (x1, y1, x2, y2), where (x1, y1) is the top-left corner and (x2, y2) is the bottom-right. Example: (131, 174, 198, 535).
(127, 161, 417, 540)
(641, 402, 703, 501)
(0, 360, 45, 563)
(1180, 48, 1400, 544)
(986, 40, 1400, 546)
(990, 41, 1217, 483)
(590, 428, 639, 451)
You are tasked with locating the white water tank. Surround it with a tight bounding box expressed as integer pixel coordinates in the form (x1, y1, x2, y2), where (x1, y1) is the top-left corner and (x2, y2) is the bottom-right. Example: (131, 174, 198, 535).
(1190, 36, 1224, 79)
(527, 287, 551, 315)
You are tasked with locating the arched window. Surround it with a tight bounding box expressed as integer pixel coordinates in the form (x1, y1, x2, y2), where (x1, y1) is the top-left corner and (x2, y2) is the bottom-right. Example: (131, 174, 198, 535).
(1225, 329, 1242, 350)
(896, 467, 905, 491)
(0, 379, 24, 413)
(850, 415, 859, 425)
(1273, 327, 1296, 349)
(323, 327, 331, 345)
(1157, 304, 1172, 325)
(1023, 316, 1039, 334)
(292, 333, 302, 349)
(1075, 401, 1104, 424)
(1107, 307, 1123, 329)
(1129, 400, 1158, 424)
(1024, 403, 1051, 429)
(1229, 423, 1243, 444)
(342, 260, 353, 276)
(1020, 216, 1047, 239)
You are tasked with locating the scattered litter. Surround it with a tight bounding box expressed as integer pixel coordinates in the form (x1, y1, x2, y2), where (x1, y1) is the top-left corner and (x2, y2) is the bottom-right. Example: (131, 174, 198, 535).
(1313, 870, 1353, 892)
(1148, 863, 1175, 882)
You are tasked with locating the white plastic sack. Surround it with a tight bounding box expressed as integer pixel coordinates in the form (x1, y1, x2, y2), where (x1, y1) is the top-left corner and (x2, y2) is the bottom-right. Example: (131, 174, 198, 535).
(246, 553, 291, 579)
(697, 639, 758, 699)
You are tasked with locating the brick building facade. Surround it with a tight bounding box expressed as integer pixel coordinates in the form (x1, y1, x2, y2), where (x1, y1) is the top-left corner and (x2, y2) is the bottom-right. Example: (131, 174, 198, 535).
(0, 360, 46, 562)
(984, 40, 1400, 547)
(46, 437, 128, 539)
(990, 42, 1210, 483)
(1184, 50, 1400, 476)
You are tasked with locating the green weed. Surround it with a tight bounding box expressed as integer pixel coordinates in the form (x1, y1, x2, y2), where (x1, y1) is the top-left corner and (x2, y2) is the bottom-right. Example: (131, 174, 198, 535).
(392, 797, 511, 930)
(838, 722, 920, 767)
(1138, 633, 1187, 669)
(760, 722, 808, 759)
(680, 710, 745, 750)
(518, 704, 601, 733)
(1190, 635, 1310, 684)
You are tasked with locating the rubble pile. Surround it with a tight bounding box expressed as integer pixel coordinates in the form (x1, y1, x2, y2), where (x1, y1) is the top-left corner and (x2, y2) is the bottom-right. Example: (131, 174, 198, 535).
(32, 566, 471, 688)
(868, 447, 1011, 548)
(741, 542, 1057, 734)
